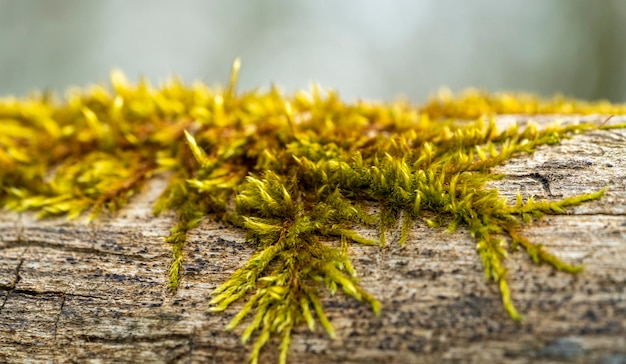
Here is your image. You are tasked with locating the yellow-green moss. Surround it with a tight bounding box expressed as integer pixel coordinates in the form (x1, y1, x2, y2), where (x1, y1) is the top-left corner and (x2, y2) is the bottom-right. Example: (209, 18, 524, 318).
(1, 61, 625, 364)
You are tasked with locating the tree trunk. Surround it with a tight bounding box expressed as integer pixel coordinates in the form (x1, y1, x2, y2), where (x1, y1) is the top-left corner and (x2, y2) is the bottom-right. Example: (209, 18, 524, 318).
(1, 116, 625, 364)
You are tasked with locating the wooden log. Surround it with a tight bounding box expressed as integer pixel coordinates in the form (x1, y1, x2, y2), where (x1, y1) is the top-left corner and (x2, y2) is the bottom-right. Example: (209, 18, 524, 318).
(1, 116, 625, 363)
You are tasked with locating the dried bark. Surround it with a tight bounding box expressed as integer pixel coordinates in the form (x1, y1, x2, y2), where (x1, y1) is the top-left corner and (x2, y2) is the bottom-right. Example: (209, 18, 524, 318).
(1, 116, 625, 364)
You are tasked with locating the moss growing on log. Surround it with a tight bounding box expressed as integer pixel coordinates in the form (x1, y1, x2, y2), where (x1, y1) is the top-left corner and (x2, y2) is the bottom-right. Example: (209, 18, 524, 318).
(1, 61, 625, 363)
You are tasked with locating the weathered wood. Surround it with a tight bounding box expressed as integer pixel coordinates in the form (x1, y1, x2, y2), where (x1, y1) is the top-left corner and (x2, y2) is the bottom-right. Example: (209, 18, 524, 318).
(1, 116, 625, 363)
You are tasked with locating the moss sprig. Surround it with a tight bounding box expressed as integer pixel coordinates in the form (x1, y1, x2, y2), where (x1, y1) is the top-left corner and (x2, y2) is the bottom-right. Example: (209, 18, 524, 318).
(1, 61, 625, 363)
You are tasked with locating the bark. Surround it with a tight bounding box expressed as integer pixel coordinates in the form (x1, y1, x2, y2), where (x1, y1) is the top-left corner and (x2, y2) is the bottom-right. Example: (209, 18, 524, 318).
(1, 116, 625, 364)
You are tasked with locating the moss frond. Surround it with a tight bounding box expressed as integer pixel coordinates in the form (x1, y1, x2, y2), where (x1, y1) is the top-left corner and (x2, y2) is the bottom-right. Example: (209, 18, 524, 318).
(1, 60, 623, 363)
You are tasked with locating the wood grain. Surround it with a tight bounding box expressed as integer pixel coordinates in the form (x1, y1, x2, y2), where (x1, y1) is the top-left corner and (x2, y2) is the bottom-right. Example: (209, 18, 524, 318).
(1, 116, 625, 364)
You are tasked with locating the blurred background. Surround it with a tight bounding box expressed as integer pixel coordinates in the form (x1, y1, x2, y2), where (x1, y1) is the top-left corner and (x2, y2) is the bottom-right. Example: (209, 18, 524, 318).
(1, 0, 625, 102)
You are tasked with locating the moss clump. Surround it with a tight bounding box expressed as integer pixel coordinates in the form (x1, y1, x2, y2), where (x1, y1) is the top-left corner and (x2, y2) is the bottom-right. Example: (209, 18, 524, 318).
(1, 61, 625, 363)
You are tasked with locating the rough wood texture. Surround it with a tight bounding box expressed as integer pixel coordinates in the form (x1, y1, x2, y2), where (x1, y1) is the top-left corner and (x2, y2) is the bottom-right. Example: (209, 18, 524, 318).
(1, 116, 625, 364)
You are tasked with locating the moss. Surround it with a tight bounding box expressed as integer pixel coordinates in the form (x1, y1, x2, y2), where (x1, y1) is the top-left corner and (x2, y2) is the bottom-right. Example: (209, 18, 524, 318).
(1, 60, 625, 363)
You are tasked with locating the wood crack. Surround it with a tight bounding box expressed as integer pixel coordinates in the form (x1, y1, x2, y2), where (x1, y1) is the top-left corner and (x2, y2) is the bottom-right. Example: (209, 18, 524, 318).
(504, 173, 553, 196)
(0, 290, 8, 315)
(79, 333, 193, 344)
(53, 292, 66, 341)
(528, 173, 553, 196)
(0, 247, 27, 315)
(0, 287, 109, 302)
(0, 239, 168, 262)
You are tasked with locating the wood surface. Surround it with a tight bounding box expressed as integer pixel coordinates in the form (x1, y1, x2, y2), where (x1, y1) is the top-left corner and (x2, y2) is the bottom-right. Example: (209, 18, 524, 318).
(1, 116, 625, 364)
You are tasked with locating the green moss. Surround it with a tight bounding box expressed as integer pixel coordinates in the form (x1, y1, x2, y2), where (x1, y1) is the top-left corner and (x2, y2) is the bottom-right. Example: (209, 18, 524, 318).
(1, 61, 625, 363)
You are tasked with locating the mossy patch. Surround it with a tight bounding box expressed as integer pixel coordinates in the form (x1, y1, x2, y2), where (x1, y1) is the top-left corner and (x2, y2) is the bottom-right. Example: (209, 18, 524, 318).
(1, 61, 625, 363)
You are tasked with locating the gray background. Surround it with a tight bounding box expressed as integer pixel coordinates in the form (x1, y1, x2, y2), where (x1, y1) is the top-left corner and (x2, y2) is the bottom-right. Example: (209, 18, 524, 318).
(1, 0, 625, 102)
